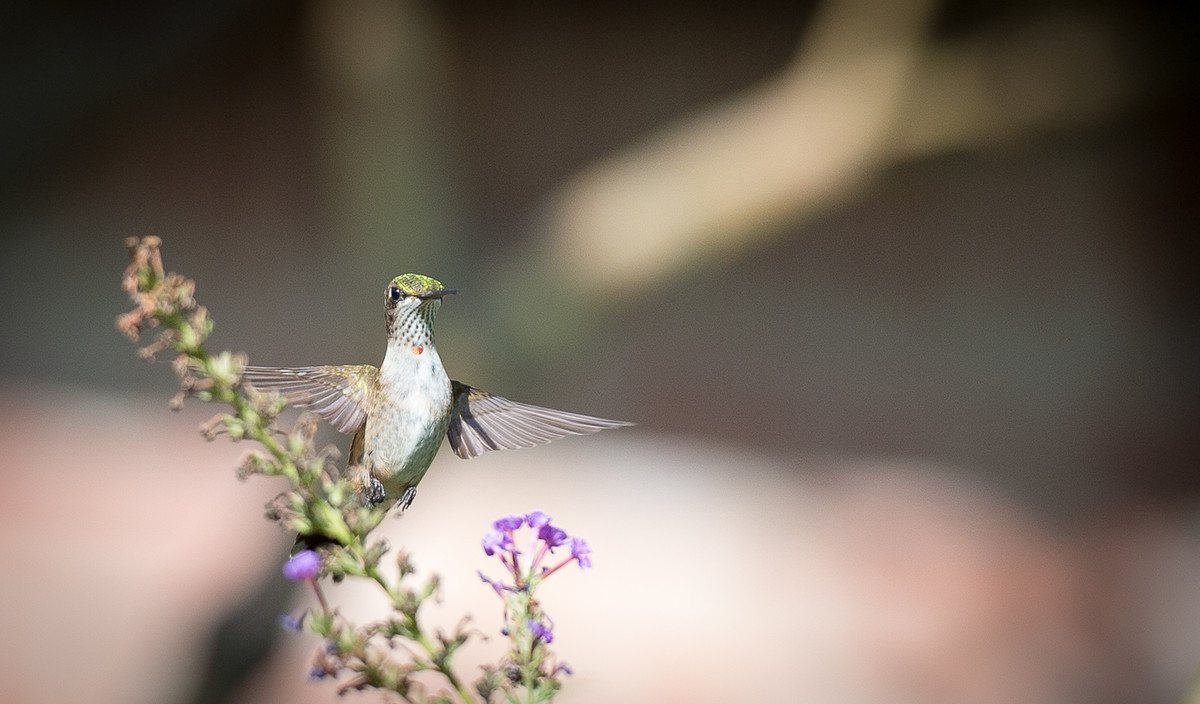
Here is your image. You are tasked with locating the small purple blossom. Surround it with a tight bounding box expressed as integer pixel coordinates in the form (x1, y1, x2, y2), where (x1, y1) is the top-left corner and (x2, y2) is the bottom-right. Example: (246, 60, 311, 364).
(282, 550, 321, 581)
(482, 530, 513, 556)
(570, 537, 592, 569)
(524, 510, 551, 529)
(537, 523, 568, 549)
(276, 614, 303, 633)
(527, 619, 554, 643)
(493, 515, 524, 532)
(556, 662, 574, 676)
(478, 570, 510, 594)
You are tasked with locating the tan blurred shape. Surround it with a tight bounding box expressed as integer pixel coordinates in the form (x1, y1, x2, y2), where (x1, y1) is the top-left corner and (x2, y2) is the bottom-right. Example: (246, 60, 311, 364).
(546, 0, 1132, 292)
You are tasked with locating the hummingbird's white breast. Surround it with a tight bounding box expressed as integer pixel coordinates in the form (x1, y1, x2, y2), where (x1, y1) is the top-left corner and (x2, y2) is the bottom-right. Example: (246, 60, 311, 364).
(366, 339, 453, 498)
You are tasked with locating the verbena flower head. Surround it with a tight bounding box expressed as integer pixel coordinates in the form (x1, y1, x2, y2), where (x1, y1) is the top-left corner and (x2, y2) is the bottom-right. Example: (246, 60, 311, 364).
(479, 512, 593, 590)
(282, 550, 321, 581)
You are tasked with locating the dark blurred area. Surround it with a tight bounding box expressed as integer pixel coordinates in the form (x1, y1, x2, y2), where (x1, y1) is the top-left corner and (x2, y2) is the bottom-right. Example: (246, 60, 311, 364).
(1, 1, 1197, 703)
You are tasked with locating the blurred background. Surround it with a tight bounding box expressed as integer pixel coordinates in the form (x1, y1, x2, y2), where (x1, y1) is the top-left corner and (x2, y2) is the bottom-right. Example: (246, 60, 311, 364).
(1, 0, 1197, 702)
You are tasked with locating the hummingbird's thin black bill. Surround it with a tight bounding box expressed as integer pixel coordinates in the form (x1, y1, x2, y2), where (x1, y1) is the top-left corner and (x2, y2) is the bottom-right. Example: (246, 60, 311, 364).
(418, 289, 457, 300)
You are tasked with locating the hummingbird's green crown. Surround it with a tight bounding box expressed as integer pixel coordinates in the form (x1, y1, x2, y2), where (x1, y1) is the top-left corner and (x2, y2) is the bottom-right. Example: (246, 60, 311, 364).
(389, 273, 445, 297)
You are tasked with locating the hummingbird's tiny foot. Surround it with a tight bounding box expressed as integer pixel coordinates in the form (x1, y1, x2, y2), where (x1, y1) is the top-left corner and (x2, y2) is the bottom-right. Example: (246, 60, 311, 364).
(399, 487, 417, 511)
(366, 478, 386, 506)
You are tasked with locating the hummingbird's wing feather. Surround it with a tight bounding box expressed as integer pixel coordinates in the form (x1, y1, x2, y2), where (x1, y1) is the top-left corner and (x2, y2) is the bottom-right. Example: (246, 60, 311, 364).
(446, 381, 632, 459)
(242, 365, 377, 434)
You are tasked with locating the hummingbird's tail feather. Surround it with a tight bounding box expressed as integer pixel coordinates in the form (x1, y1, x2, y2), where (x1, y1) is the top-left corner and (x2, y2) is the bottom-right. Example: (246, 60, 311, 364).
(447, 381, 633, 459)
(242, 365, 377, 434)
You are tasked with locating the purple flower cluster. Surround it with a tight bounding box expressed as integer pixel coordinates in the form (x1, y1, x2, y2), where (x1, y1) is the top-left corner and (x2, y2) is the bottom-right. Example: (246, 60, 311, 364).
(478, 511, 592, 652)
(479, 511, 592, 587)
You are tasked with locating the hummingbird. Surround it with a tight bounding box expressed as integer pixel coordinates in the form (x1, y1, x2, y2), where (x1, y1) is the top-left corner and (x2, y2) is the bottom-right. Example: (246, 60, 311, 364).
(242, 273, 631, 513)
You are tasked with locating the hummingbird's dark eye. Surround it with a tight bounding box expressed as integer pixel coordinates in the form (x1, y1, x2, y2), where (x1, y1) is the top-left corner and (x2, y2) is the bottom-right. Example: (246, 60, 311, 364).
(388, 286, 403, 302)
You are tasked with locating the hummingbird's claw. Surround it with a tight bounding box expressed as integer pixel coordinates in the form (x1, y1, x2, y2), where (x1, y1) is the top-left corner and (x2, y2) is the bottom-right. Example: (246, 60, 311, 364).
(366, 478, 386, 506)
(398, 487, 417, 511)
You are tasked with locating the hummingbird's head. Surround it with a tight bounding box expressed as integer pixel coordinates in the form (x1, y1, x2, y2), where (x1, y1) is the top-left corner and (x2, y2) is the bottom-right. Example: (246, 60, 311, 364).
(384, 274, 457, 345)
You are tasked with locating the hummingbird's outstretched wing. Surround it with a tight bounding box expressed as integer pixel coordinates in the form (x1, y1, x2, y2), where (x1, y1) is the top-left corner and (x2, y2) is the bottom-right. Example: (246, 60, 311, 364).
(242, 365, 377, 434)
(446, 381, 632, 459)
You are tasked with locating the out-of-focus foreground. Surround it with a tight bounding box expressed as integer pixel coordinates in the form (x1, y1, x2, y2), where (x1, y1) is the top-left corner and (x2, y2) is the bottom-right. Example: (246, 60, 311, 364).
(0, 1, 1196, 703)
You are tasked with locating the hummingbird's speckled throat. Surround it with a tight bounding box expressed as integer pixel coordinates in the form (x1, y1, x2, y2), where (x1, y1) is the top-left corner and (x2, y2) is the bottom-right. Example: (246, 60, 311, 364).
(242, 274, 631, 514)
